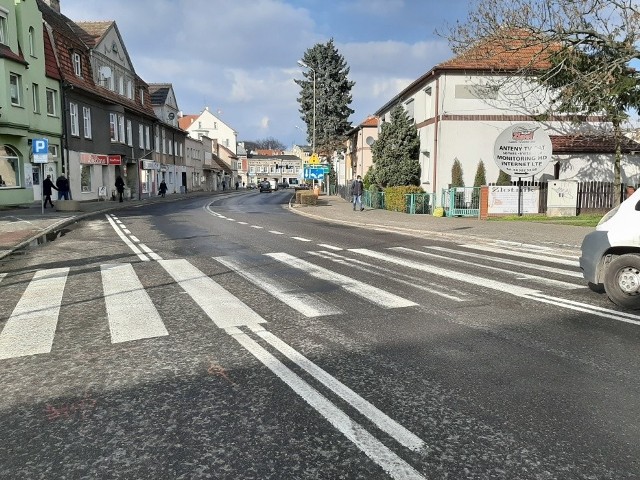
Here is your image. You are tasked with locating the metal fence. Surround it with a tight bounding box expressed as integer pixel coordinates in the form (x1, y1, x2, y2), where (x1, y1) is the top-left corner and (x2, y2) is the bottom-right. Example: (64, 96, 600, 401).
(441, 187, 481, 217)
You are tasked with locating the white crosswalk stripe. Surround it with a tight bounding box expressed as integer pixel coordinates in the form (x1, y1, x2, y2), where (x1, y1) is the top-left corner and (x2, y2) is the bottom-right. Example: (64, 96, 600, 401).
(0, 268, 68, 359)
(101, 263, 169, 343)
(0, 243, 597, 360)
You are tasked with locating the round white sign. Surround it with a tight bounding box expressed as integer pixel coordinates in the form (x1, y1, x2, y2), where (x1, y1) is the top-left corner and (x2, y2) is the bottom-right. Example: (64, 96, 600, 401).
(493, 123, 552, 177)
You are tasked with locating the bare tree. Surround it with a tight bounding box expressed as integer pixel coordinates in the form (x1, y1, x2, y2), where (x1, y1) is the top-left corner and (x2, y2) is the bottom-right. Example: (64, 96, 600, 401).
(444, 0, 640, 203)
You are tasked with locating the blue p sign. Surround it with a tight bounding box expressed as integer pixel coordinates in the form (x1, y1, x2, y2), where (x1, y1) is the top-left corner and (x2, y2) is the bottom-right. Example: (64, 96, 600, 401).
(33, 138, 49, 154)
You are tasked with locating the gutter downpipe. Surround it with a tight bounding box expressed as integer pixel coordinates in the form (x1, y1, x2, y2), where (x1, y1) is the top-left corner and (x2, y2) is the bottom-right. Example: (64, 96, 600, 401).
(432, 75, 440, 202)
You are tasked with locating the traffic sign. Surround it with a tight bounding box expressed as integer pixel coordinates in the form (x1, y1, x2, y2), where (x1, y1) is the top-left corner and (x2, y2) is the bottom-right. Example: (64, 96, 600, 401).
(304, 166, 326, 180)
(309, 153, 320, 164)
(32, 138, 49, 164)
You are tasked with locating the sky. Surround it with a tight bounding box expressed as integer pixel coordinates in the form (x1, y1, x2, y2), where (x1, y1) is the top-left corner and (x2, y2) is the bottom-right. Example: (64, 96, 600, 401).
(60, 0, 472, 147)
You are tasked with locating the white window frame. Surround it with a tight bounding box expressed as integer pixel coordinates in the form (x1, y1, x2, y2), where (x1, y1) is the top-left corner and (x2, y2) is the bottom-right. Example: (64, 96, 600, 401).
(83, 106, 92, 139)
(118, 115, 125, 144)
(9, 73, 21, 106)
(118, 76, 124, 96)
(0, 8, 8, 46)
(145, 126, 151, 150)
(126, 119, 133, 146)
(46, 88, 57, 116)
(169, 139, 173, 155)
(28, 26, 35, 56)
(69, 102, 79, 136)
(139, 124, 144, 149)
(127, 80, 133, 99)
(72, 52, 82, 77)
(109, 113, 118, 142)
(32, 83, 40, 113)
(155, 126, 160, 153)
(140, 88, 145, 104)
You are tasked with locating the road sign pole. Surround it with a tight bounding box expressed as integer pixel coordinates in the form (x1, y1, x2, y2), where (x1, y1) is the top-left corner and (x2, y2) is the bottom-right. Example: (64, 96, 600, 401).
(41, 164, 45, 214)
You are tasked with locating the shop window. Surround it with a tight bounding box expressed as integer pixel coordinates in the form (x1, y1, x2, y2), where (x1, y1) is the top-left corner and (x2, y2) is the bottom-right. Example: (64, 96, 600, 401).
(0, 145, 20, 187)
(80, 164, 92, 192)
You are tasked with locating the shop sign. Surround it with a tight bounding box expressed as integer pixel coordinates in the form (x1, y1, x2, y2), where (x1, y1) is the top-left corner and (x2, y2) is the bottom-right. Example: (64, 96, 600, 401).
(142, 160, 160, 170)
(80, 153, 122, 165)
(493, 123, 552, 177)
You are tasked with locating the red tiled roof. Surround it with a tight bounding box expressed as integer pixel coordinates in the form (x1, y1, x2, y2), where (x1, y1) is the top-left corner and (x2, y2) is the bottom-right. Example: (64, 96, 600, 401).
(551, 135, 640, 154)
(360, 116, 378, 128)
(178, 115, 198, 130)
(71, 21, 112, 47)
(0, 43, 28, 66)
(42, 25, 61, 80)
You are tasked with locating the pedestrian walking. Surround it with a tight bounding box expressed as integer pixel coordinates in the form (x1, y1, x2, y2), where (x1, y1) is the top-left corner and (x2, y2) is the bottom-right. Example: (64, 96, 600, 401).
(55, 174, 70, 200)
(43, 174, 57, 208)
(115, 175, 125, 202)
(350, 175, 365, 211)
(235, 181, 239, 190)
(222, 180, 226, 191)
(159, 180, 167, 197)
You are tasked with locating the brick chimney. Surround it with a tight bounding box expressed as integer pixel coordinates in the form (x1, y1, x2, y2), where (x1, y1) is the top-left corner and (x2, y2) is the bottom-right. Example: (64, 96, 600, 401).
(42, 0, 61, 13)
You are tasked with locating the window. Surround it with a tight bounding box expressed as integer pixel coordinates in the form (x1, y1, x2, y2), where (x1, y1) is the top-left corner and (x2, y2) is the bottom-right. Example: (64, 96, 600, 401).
(179, 143, 183, 156)
(140, 88, 145, 105)
(0, 145, 20, 187)
(404, 99, 414, 122)
(32, 83, 40, 113)
(109, 113, 118, 142)
(118, 76, 124, 95)
(0, 8, 8, 45)
(69, 102, 79, 136)
(107, 73, 114, 91)
(48, 145, 58, 158)
(139, 124, 144, 149)
(162, 130, 166, 154)
(118, 115, 125, 144)
(127, 80, 133, 99)
(155, 126, 159, 153)
(10, 73, 22, 106)
(145, 126, 151, 150)
(83, 106, 92, 139)
(80, 164, 92, 192)
(126, 120, 133, 146)
(72, 52, 82, 76)
(168, 139, 173, 155)
(28, 27, 35, 56)
(46, 88, 57, 115)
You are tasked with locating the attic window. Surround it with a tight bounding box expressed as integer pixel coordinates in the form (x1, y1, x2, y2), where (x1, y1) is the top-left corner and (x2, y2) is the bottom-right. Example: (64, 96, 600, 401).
(72, 52, 82, 77)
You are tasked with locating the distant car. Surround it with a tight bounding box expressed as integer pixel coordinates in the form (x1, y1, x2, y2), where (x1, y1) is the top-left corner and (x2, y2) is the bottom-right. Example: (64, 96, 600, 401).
(259, 181, 272, 193)
(278, 182, 289, 189)
(247, 182, 257, 189)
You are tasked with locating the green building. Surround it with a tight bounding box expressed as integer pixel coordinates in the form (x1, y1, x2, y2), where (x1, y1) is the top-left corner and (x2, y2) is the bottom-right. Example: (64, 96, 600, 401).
(0, 0, 62, 206)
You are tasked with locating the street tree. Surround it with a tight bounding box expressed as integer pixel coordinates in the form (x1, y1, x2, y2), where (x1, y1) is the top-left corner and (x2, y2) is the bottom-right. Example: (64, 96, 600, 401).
(254, 137, 286, 150)
(473, 160, 487, 187)
(445, 0, 640, 204)
(451, 158, 465, 187)
(371, 105, 421, 187)
(295, 39, 355, 156)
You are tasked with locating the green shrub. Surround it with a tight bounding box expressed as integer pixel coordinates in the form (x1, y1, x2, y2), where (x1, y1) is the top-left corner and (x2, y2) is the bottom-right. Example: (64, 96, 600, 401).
(368, 184, 382, 209)
(298, 191, 317, 205)
(384, 185, 424, 213)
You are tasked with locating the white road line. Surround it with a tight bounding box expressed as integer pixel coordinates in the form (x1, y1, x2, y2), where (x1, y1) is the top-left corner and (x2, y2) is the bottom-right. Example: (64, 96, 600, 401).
(461, 244, 579, 267)
(159, 259, 266, 328)
(310, 251, 466, 302)
(291, 236, 312, 242)
(139, 244, 163, 261)
(494, 240, 578, 258)
(101, 264, 168, 344)
(266, 252, 417, 309)
(250, 325, 426, 452)
(237, 221, 248, 225)
(424, 246, 582, 278)
(226, 218, 236, 222)
(0, 273, 6, 284)
(0, 268, 68, 359)
(215, 256, 342, 317)
(269, 230, 284, 235)
(351, 248, 640, 325)
(229, 329, 427, 480)
(251, 225, 264, 229)
(105, 215, 149, 261)
(317, 243, 343, 251)
(218, 216, 227, 219)
(123, 228, 131, 234)
(398, 247, 580, 290)
(130, 235, 140, 243)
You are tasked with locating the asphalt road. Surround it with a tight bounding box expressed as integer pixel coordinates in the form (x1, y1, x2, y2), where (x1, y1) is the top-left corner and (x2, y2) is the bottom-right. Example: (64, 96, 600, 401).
(0, 189, 638, 479)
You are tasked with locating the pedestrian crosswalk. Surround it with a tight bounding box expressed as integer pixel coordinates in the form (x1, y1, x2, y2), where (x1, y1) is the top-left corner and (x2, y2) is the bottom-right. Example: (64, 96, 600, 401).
(0, 243, 637, 361)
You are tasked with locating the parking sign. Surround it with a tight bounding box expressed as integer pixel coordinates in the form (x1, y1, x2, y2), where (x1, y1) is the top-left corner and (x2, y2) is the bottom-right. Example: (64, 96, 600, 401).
(32, 138, 49, 163)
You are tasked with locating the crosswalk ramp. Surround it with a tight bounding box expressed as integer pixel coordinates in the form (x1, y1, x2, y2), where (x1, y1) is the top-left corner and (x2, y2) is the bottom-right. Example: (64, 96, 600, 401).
(0, 244, 607, 361)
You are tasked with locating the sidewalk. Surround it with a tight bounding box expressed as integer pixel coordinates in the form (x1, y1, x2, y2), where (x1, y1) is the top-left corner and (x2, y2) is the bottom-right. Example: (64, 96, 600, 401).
(289, 194, 593, 255)
(0, 192, 593, 261)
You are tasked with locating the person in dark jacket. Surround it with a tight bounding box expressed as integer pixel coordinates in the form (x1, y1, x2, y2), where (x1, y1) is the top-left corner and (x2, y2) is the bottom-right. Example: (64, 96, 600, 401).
(56, 174, 70, 200)
(159, 180, 167, 197)
(115, 175, 125, 202)
(43, 174, 57, 208)
(350, 175, 364, 211)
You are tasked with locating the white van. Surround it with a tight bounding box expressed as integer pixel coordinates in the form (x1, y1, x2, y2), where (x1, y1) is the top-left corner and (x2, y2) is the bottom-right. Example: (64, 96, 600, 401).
(580, 188, 640, 308)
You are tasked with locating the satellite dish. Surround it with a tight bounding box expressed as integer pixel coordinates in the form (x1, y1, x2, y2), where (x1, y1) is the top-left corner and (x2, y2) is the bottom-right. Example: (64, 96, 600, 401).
(365, 136, 375, 146)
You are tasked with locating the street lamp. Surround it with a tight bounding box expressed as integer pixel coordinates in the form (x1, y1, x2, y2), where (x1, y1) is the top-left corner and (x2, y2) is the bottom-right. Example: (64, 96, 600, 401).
(297, 60, 316, 154)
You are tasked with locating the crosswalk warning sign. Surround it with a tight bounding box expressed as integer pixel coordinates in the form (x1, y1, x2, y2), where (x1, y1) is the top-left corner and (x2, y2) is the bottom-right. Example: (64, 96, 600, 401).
(309, 153, 320, 164)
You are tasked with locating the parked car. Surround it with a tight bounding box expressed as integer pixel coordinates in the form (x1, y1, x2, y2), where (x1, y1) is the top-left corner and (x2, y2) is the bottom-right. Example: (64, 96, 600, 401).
(580, 187, 640, 309)
(247, 182, 257, 189)
(259, 181, 272, 193)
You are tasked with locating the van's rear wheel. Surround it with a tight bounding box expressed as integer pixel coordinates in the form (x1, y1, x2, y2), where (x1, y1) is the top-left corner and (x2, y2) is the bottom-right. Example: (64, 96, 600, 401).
(604, 254, 640, 309)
